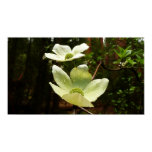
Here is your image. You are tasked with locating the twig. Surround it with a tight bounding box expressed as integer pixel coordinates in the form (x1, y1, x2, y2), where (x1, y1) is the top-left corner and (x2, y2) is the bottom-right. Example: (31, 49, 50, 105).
(78, 106, 93, 115)
(101, 62, 122, 71)
(101, 62, 142, 83)
(92, 60, 102, 80)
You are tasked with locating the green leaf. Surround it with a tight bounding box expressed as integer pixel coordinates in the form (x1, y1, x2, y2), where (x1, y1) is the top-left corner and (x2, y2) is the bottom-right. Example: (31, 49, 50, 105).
(138, 72, 142, 78)
(124, 45, 131, 51)
(117, 100, 121, 103)
(127, 59, 136, 65)
(123, 50, 132, 57)
(113, 59, 121, 64)
(114, 49, 122, 58)
(131, 49, 143, 56)
(130, 86, 136, 91)
(115, 46, 132, 58)
(136, 54, 144, 65)
(117, 46, 123, 53)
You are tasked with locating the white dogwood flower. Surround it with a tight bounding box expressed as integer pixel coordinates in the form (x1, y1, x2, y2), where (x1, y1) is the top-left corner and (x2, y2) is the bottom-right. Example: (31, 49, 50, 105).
(49, 64, 109, 107)
(44, 43, 89, 62)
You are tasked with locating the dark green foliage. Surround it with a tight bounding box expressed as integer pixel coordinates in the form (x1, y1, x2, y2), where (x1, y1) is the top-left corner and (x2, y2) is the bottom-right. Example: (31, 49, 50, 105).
(8, 37, 144, 114)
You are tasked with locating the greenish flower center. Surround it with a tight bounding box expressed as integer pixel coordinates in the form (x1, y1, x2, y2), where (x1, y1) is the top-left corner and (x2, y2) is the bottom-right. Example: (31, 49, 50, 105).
(65, 53, 74, 60)
(70, 88, 84, 96)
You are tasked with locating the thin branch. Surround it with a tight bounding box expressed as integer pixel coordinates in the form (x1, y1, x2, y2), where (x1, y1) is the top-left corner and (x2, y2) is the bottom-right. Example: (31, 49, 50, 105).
(101, 62, 122, 71)
(92, 60, 102, 80)
(78, 106, 93, 115)
(101, 62, 142, 82)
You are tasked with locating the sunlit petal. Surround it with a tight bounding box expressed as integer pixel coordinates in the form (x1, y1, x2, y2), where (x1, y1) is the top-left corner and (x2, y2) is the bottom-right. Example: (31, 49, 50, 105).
(49, 82, 69, 97)
(52, 44, 71, 56)
(84, 78, 109, 102)
(72, 43, 89, 54)
(77, 64, 88, 71)
(43, 53, 64, 61)
(62, 93, 94, 107)
(72, 53, 85, 59)
(52, 65, 72, 90)
(70, 66, 92, 89)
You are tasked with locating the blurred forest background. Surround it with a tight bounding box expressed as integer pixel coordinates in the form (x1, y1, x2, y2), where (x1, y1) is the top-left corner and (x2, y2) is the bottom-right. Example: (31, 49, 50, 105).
(8, 38, 144, 114)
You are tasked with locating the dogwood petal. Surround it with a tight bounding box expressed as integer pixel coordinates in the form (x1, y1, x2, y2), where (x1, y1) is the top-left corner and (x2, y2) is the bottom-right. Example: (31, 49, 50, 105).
(62, 93, 94, 107)
(77, 64, 89, 71)
(84, 78, 109, 102)
(72, 53, 85, 59)
(70, 67, 92, 89)
(52, 65, 72, 90)
(72, 43, 89, 54)
(44, 53, 64, 61)
(49, 82, 69, 97)
(52, 44, 71, 56)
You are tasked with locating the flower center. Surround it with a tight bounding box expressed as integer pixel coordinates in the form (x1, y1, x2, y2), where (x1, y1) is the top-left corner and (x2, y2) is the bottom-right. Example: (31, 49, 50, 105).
(65, 53, 74, 60)
(70, 88, 84, 96)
